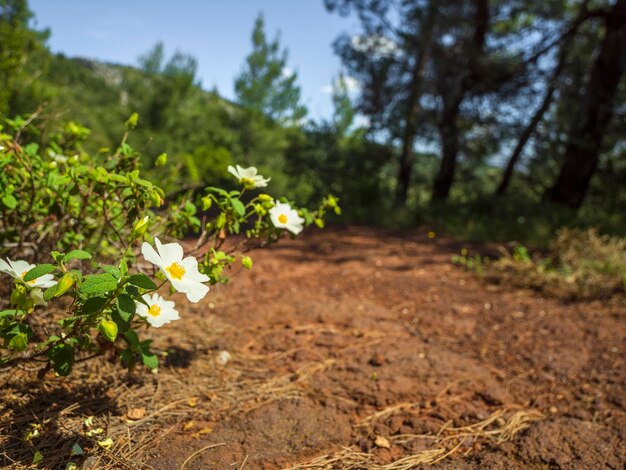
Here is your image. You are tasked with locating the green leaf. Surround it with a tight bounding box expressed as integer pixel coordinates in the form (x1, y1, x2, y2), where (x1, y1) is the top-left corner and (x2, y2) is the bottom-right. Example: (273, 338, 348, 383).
(124, 330, 139, 347)
(79, 296, 108, 315)
(0, 309, 18, 319)
(1, 194, 17, 209)
(241, 256, 253, 270)
(103, 266, 121, 279)
(120, 348, 135, 368)
(80, 274, 118, 295)
(111, 308, 131, 333)
(98, 320, 118, 342)
(127, 273, 157, 290)
(8, 332, 28, 351)
(116, 294, 136, 322)
(47, 343, 75, 376)
(32, 451, 43, 464)
(230, 198, 245, 216)
(70, 443, 84, 457)
(23, 264, 56, 282)
(63, 250, 92, 262)
(43, 285, 57, 301)
(51, 251, 65, 263)
(141, 351, 158, 370)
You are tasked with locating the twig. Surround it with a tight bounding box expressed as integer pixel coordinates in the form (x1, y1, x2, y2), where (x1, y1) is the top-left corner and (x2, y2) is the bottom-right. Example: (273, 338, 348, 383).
(180, 442, 226, 470)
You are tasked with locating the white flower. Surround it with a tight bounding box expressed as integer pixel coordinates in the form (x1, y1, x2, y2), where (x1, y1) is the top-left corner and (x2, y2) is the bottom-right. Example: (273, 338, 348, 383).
(48, 151, 68, 163)
(135, 293, 180, 328)
(0, 258, 57, 288)
(227, 164, 270, 188)
(141, 237, 210, 303)
(269, 201, 305, 235)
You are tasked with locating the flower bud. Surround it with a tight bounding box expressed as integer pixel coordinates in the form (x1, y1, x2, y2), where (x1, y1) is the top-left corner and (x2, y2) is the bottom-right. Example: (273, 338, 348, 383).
(132, 216, 150, 238)
(55, 273, 75, 297)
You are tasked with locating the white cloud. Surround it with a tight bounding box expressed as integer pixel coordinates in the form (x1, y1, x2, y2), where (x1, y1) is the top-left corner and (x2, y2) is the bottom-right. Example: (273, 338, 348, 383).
(281, 67, 294, 78)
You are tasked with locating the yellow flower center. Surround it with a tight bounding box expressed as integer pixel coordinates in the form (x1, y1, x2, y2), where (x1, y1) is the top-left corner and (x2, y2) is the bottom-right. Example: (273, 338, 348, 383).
(240, 177, 255, 188)
(147, 304, 161, 317)
(21, 271, 35, 285)
(278, 214, 288, 224)
(166, 262, 185, 280)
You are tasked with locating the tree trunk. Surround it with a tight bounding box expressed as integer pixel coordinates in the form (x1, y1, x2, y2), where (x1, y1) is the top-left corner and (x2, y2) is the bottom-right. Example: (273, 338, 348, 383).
(546, 0, 626, 209)
(395, 49, 428, 205)
(432, 97, 461, 200)
(497, 1, 595, 195)
(431, 0, 488, 201)
(395, 3, 436, 205)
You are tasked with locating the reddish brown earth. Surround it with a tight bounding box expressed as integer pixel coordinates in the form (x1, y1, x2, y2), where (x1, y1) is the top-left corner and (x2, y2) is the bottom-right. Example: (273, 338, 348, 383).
(2, 227, 625, 469)
(146, 227, 626, 469)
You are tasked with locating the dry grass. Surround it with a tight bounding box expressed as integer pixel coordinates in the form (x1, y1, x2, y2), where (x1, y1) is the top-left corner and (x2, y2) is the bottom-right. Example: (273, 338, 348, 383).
(289, 406, 544, 469)
(488, 228, 626, 299)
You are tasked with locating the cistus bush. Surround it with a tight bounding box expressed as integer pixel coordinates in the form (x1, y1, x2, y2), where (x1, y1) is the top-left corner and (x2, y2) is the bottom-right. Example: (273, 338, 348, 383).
(0, 113, 340, 376)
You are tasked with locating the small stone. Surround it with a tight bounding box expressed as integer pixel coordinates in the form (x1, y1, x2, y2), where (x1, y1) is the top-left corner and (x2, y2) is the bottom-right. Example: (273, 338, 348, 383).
(369, 353, 385, 367)
(216, 350, 231, 365)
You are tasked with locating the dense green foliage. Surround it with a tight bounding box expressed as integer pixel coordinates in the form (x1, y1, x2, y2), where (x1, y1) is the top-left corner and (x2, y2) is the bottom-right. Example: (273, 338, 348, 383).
(0, 117, 338, 375)
(2, 0, 625, 247)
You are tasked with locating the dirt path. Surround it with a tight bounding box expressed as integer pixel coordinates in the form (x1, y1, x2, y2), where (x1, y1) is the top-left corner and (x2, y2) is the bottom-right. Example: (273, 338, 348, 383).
(2, 227, 625, 469)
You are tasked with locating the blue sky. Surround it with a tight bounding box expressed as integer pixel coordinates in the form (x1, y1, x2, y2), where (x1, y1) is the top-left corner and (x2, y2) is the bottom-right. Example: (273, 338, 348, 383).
(29, 0, 359, 120)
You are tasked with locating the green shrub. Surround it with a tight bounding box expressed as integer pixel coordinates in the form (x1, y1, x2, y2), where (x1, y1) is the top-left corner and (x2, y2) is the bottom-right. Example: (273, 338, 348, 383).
(0, 114, 339, 376)
(484, 229, 626, 299)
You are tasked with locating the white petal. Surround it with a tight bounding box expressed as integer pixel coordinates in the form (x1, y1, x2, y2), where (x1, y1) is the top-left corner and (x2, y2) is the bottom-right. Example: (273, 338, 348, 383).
(227, 165, 240, 179)
(180, 257, 210, 282)
(155, 238, 183, 264)
(0, 259, 13, 275)
(237, 165, 257, 178)
(10, 260, 33, 277)
(135, 302, 149, 317)
(286, 222, 304, 235)
(142, 242, 164, 268)
(33, 274, 57, 288)
(182, 281, 210, 303)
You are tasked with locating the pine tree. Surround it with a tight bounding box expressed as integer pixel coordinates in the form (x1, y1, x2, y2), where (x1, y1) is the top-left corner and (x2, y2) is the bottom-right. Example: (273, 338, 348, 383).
(234, 14, 307, 124)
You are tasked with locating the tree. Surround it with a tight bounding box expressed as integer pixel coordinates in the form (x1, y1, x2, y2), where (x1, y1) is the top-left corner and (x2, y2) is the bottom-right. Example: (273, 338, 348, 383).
(331, 72, 357, 138)
(234, 14, 307, 124)
(0, 0, 48, 115)
(326, 0, 558, 204)
(496, 0, 612, 195)
(547, 0, 626, 209)
(137, 42, 199, 129)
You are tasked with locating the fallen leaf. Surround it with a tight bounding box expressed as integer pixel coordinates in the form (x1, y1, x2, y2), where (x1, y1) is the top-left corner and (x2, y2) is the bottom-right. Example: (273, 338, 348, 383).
(187, 397, 198, 407)
(183, 420, 196, 431)
(191, 427, 213, 438)
(86, 427, 104, 437)
(32, 451, 43, 464)
(375, 435, 391, 449)
(127, 407, 146, 420)
(70, 443, 84, 456)
(97, 437, 113, 450)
